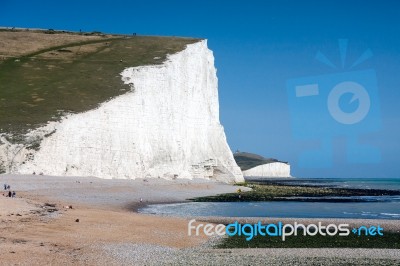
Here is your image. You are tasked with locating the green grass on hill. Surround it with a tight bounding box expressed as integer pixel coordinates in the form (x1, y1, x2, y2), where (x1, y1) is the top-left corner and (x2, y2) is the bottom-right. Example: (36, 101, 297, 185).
(233, 152, 284, 171)
(0, 34, 198, 141)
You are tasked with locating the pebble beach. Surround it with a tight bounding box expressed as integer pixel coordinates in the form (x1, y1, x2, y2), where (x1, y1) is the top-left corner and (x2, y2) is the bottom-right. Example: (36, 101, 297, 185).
(1, 174, 399, 265)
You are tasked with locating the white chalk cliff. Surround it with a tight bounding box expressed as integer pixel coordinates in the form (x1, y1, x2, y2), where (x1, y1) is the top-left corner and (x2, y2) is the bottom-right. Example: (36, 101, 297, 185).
(0, 40, 244, 183)
(242, 162, 291, 177)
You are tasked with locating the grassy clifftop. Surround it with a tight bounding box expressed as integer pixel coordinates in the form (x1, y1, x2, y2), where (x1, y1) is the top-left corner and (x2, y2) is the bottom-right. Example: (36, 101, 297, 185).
(0, 29, 198, 141)
(233, 152, 287, 171)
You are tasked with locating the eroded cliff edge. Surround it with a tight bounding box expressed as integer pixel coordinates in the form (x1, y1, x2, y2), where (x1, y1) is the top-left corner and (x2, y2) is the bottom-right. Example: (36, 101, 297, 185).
(0, 40, 244, 183)
(242, 162, 291, 178)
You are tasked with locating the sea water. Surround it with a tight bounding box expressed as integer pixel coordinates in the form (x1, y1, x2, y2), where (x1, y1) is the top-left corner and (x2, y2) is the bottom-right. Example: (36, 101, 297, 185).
(139, 178, 400, 219)
(266, 177, 400, 191)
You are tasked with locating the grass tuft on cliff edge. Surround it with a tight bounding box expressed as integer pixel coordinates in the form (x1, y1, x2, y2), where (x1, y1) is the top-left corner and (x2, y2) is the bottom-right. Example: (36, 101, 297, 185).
(0, 28, 198, 140)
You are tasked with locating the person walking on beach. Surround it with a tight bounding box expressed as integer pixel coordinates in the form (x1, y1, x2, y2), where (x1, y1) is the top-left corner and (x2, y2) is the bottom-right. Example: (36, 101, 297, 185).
(4, 184, 7, 190)
(12, 191, 16, 198)
(8, 190, 12, 197)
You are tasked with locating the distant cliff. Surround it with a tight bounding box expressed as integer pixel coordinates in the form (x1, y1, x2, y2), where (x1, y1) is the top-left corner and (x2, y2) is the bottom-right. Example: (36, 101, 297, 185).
(242, 162, 291, 177)
(0, 36, 243, 183)
(234, 152, 291, 177)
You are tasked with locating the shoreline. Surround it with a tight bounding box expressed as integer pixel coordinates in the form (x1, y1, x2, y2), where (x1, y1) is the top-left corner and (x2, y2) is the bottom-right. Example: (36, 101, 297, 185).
(1, 174, 400, 265)
(126, 200, 188, 213)
(191, 178, 400, 203)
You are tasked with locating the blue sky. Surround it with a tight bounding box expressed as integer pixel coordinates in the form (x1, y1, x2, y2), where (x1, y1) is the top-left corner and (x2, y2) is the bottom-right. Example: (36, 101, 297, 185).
(1, 0, 400, 178)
